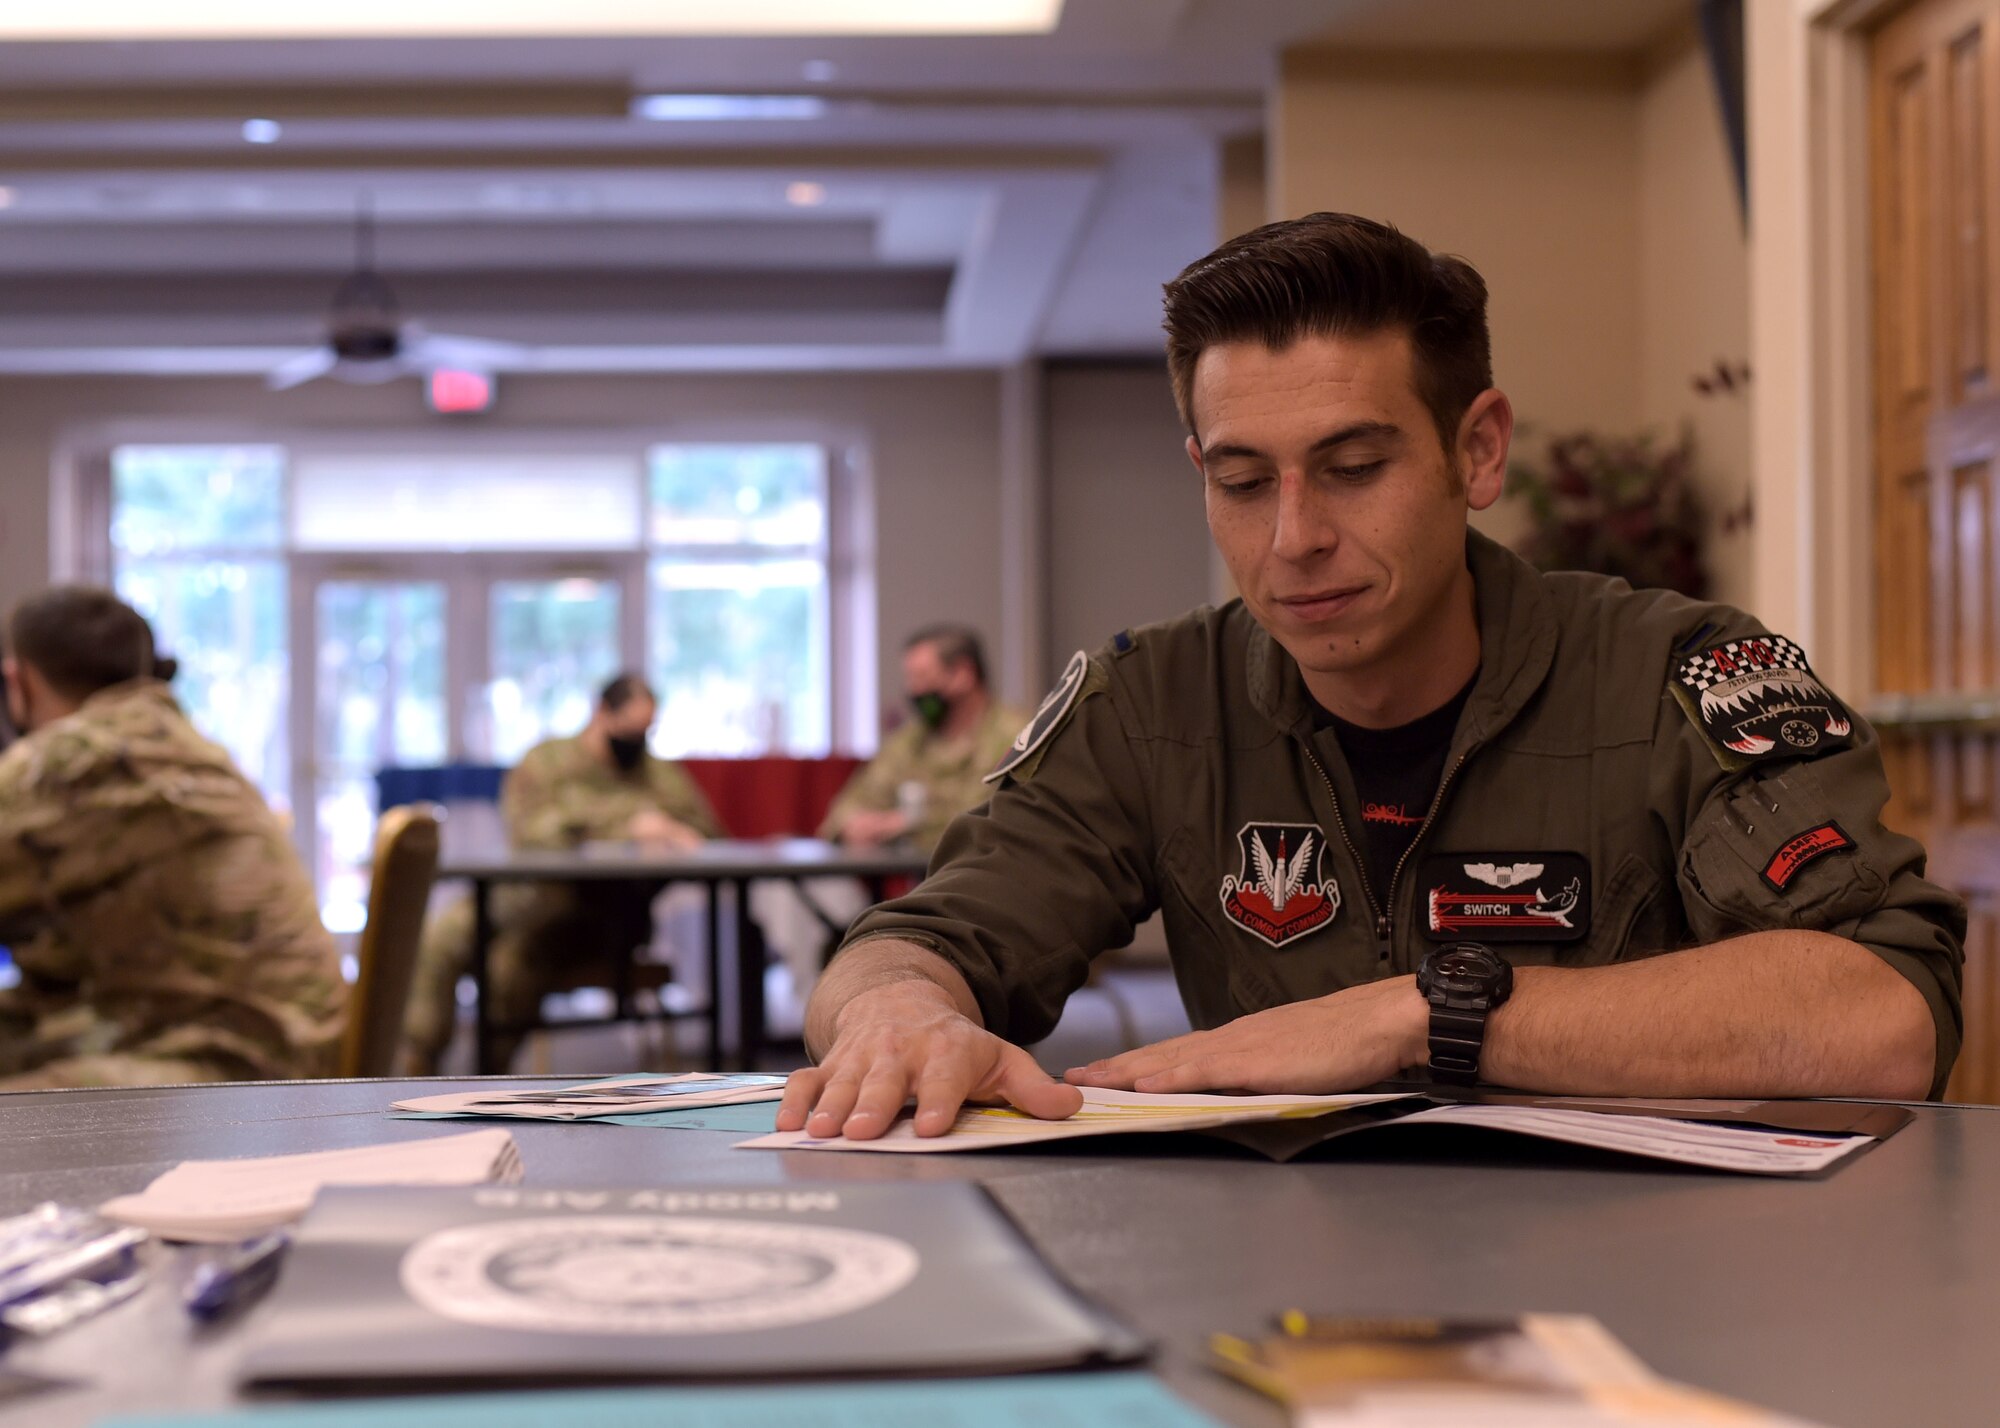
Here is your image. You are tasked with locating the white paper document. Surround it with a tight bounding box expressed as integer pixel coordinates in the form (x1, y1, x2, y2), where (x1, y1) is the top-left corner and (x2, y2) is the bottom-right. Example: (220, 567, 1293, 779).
(737, 1087, 1415, 1153)
(1398, 1106, 1869, 1174)
(394, 1072, 789, 1121)
(98, 1129, 522, 1242)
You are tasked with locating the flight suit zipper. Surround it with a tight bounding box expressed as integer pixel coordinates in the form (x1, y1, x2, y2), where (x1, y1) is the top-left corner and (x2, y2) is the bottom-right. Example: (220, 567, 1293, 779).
(1302, 742, 1471, 969)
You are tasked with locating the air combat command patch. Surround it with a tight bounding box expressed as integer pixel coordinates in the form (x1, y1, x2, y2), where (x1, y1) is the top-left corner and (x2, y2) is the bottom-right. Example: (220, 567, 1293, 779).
(1670, 633, 1855, 771)
(1220, 822, 1341, 948)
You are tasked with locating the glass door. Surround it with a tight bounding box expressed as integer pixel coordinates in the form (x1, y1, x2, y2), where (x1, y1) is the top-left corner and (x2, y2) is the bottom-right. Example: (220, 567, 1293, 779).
(293, 553, 639, 931)
(302, 573, 449, 932)
(480, 572, 629, 764)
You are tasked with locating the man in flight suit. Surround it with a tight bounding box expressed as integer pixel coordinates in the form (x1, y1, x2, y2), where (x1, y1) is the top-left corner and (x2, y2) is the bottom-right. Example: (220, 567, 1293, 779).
(820, 625, 1023, 855)
(0, 587, 345, 1088)
(401, 672, 721, 1073)
(780, 212, 1965, 1141)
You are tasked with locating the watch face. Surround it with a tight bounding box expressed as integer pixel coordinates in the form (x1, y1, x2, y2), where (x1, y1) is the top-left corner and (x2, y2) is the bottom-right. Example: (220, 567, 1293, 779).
(1421, 944, 1510, 999)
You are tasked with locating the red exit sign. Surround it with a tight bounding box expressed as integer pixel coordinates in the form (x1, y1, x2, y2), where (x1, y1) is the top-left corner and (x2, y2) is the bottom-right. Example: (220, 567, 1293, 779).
(428, 368, 495, 414)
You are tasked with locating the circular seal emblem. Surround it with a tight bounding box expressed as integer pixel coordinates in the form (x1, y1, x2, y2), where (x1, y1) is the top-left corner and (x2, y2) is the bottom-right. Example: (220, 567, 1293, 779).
(1780, 719, 1820, 749)
(984, 649, 1090, 785)
(399, 1216, 920, 1335)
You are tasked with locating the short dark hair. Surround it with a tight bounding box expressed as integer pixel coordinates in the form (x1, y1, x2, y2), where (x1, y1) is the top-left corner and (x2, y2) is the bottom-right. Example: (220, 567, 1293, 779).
(598, 672, 654, 712)
(1162, 212, 1492, 453)
(5, 586, 156, 700)
(903, 624, 987, 688)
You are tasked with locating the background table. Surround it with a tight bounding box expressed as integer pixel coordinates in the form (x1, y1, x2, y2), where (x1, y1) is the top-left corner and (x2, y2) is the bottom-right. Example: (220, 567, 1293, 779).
(0, 1078, 1994, 1427)
(436, 838, 932, 1073)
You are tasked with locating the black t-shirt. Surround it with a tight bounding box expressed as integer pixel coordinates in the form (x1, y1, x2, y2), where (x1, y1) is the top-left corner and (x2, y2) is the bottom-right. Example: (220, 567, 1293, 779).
(1315, 671, 1477, 902)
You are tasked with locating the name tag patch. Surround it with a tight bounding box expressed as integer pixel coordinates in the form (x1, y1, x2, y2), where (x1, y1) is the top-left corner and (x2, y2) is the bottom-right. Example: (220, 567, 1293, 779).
(1220, 822, 1341, 948)
(1760, 821, 1855, 892)
(1420, 852, 1590, 943)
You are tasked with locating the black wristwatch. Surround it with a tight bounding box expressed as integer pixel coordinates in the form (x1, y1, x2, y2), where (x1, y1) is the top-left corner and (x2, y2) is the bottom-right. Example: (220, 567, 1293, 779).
(1416, 943, 1513, 1086)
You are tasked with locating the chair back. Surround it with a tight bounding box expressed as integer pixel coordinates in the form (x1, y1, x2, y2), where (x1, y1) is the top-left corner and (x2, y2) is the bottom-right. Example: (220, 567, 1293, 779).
(340, 804, 441, 1078)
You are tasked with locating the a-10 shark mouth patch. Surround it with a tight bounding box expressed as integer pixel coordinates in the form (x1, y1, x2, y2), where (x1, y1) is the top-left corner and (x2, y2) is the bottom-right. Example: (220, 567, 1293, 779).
(1419, 852, 1591, 943)
(1670, 634, 1855, 770)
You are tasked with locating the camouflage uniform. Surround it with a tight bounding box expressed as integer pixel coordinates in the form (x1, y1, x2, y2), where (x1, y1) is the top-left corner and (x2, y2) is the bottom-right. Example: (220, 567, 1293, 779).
(0, 681, 344, 1089)
(401, 735, 722, 1072)
(819, 701, 1025, 854)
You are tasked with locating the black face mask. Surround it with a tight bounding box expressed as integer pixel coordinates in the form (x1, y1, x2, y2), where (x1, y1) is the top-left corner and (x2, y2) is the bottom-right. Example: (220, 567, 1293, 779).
(606, 733, 648, 772)
(909, 691, 949, 732)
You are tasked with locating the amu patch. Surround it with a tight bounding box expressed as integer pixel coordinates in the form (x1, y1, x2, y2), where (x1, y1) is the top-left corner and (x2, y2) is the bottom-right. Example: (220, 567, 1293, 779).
(1671, 634, 1855, 771)
(1760, 822, 1855, 893)
(1219, 822, 1341, 948)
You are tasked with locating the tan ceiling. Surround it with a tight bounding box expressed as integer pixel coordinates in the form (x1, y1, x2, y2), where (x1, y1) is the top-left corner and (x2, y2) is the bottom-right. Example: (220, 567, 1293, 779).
(0, 0, 1704, 377)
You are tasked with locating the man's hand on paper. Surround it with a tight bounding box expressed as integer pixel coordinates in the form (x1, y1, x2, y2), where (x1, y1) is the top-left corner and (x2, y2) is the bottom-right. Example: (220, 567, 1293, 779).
(1066, 974, 1429, 1095)
(778, 980, 1082, 1140)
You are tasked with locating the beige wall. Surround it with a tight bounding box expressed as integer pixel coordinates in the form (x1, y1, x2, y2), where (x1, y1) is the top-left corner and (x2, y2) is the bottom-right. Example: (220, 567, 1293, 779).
(0, 369, 1006, 741)
(1267, 42, 1753, 603)
(1045, 362, 1213, 670)
(0, 414, 49, 621)
(1272, 50, 1643, 447)
(1218, 134, 1270, 244)
(1638, 33, 1754, 612)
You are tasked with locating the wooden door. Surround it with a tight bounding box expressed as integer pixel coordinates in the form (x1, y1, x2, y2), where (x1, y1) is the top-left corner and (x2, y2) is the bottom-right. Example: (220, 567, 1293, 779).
(1870, 0, 2000, 1102)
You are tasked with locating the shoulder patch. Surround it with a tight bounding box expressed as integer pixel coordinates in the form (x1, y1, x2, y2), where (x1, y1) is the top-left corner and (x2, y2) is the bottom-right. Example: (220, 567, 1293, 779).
(1111, 629, 1136, 656)
(1760, 821, 1856, 893)
(1669, 633, 1855, 772)
(984, 650, 1090, 785)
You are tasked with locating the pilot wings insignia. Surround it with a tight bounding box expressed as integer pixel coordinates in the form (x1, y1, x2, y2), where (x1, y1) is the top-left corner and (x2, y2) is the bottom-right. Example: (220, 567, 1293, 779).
(1464, 862, 1544, 889)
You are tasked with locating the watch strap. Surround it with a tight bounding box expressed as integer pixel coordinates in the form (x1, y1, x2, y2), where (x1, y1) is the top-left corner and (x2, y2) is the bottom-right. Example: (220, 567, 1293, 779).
(1427, 1005, 1488, 1086)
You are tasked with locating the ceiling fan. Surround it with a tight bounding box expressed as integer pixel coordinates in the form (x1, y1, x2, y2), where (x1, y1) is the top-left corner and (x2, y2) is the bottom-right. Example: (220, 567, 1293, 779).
(266, 199, 531, 391)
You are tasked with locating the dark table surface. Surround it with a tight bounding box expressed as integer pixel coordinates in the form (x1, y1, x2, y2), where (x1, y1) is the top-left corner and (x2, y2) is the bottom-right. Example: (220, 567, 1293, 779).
(0, 1078, 1991, 1427)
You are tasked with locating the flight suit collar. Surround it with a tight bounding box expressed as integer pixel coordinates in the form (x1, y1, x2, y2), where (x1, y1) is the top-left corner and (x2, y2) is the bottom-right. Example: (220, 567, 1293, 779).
(1244, 529, 1558, 751)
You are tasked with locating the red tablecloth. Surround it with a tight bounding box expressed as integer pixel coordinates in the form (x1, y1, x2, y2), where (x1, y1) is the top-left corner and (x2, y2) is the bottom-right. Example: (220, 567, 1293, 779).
(680, 756, 868, 840)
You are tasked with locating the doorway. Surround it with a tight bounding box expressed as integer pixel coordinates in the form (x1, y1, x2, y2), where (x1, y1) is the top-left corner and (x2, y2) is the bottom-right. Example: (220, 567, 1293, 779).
(291, 552, 641, 932)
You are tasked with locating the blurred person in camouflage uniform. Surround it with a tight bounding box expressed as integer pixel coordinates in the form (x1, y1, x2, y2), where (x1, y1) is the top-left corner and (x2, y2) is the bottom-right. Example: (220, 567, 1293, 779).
(819, 626, 1023, 855)
(401, 672, 722, 1074)
(0, 586, 344, 1089)
(744, 627, 1024, 1013)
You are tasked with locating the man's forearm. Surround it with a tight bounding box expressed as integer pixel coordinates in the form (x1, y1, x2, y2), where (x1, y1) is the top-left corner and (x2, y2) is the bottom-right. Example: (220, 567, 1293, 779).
(1481, 932, 1937, 1100)
(804, 936, 984, 1062)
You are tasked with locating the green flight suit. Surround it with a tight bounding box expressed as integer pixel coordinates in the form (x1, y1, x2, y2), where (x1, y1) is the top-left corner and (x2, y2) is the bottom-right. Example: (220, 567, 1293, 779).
(841, 533, 1967, 1098)
(401, 735, 722, 1071)
(0, 681, 344, 1088)
(819, 700, 1026, 854)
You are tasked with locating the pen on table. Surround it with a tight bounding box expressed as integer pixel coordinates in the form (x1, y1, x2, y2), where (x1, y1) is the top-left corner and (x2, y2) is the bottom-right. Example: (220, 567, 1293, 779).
(180, 1231, 289, 1321)
(0, 1225, 146, 1311)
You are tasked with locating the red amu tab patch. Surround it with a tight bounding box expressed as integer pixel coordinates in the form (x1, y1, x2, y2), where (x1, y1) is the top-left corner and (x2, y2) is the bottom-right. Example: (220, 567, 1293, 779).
(1760, 822, 1855, 892)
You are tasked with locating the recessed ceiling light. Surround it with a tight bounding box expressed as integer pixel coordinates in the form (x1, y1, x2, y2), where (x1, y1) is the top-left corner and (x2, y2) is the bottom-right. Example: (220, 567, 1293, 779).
(801, 59, 838, 82)
(0, 1, 1062, 39)
(632, 94, 827, 122)
(241, 118, 282, 144)
(786, 181, 827, 207)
